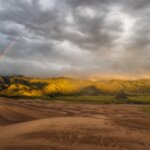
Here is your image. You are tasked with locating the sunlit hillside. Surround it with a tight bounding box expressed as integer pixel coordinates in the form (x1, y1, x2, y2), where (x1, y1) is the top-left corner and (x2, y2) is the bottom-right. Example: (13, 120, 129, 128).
(0, 76, 150, 98)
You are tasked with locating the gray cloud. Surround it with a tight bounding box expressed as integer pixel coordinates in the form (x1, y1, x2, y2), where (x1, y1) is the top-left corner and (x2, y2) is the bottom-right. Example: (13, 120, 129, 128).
(0, 0, 149, 78)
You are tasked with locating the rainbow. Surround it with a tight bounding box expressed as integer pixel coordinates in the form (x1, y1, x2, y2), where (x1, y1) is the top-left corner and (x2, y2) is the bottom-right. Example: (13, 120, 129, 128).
(0, 35, 21, 61)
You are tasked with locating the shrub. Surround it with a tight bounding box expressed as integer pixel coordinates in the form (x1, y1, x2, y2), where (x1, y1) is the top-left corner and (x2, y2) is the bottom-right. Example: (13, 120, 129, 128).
(116, 90, 128, 100)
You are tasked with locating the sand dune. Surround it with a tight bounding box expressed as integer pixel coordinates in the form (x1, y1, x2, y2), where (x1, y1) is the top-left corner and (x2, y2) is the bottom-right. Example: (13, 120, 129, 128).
(0, 98, 150, 150)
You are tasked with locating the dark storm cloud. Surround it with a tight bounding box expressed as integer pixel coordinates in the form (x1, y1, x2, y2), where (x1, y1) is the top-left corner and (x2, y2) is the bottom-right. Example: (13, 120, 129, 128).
(0, 0, 149, 78)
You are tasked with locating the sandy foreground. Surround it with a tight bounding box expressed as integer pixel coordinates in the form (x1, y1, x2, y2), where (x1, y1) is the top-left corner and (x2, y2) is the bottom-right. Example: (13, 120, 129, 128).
(0, 98, 149, 150)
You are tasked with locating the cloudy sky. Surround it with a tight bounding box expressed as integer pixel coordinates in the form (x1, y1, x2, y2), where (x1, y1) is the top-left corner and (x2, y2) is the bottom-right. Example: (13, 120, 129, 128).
(0, 0, 149, 79)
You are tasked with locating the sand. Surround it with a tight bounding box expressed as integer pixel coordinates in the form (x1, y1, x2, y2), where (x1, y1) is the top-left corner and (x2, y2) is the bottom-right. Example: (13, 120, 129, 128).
(0, 98, 149, 150)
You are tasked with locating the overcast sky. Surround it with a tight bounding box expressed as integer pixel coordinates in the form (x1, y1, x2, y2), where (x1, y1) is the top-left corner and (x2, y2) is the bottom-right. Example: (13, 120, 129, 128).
(0, 0, 149, 79)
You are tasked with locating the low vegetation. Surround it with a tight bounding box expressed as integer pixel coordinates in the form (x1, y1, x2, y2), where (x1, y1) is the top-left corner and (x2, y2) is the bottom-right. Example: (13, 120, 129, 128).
(141, 106, 150, 114)
(49, 95, 150, 104)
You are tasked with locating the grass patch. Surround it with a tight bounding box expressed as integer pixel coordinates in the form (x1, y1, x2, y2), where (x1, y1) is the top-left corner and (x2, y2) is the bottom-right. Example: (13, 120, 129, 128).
(52, 96, 150, 104)
(48, 95, 129, 104)
(0, 95, 150, 104)
(141, 106, 150, 114)
(127, 96, 150, 104)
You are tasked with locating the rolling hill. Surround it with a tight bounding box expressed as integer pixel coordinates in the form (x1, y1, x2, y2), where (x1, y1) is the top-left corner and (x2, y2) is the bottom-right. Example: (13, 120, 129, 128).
(0, 76, 150, 98)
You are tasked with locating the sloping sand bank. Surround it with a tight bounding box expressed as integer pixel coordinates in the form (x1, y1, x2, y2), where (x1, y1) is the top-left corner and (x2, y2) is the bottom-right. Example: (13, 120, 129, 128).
(0, 98, 149, 150)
